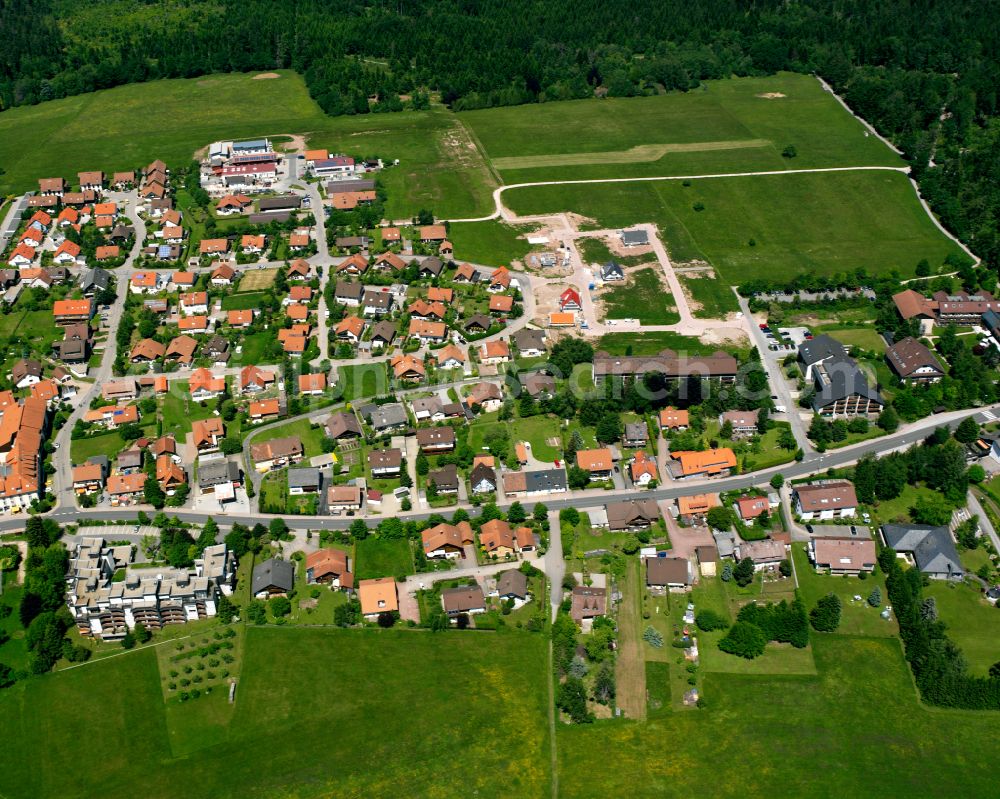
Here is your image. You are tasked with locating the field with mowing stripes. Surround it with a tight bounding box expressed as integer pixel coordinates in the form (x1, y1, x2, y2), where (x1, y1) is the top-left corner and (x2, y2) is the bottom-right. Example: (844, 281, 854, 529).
(463, 72, 903, 183)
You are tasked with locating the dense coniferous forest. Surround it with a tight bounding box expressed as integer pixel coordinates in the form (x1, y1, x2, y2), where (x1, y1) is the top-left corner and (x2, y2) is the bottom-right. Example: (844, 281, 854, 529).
(0, 0, 998, 265)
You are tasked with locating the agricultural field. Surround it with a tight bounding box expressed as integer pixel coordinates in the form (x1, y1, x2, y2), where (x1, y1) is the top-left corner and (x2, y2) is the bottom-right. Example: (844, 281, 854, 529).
(0, 72, 326, 197)
(558, 634, 999, 797)
(505, 170, 968, 283)
(305, 110, 498, 218)
(0, 628, 550, 799)
(462, 72, 903, 183)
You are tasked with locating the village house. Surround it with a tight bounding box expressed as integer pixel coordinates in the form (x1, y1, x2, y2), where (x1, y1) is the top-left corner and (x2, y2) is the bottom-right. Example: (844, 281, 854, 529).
(422, 522, 475, 559)
(606, 499, 660, 531)
(719, 409, 759, 438)
(327, 485, 363, 513)
(646, 556, 694, 592)
(416, 426, 456, 453)
(735, 539, 787, 571)
(576, 448, 614, 481)
(358, 577, 398, 619)
(808, 536, 877, 576)
(794, 481, 858, 521)
(441, 585, 486, 617)
(305, 549, 354, 590)
(669, 448, 737, 479)
(252, 559, 294, 598)
(571, 586, 606, 630)
(250, 436, 304, 472)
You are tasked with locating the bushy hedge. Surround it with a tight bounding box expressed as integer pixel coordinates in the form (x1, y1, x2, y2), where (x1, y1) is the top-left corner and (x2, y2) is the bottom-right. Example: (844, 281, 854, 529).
(737, 598, 809, 648)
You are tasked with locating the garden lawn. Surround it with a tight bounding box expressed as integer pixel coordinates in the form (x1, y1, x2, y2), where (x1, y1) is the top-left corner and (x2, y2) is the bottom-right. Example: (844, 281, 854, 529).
(599, 268, 679, 325)
(505, 170, 969, 282)
(923, 578, 1000, 677)
(692, 576, 817, 677)
(221, 292, 270, 311)
(872, 484, 959, 526)
(445, 220, 538, 267)
(251, 418, 326, 457)
(70, 431, 131, 465)
(0, 628, 550, 799)
(557, 634, 1000, 797)
(465, 72, 902, 183)
(334, 363, 389, 402)
(791, 544, 897, 638)
(355, 536, 414, 580)
(160, 388, 221, 438)
(821, 326, 886, 352)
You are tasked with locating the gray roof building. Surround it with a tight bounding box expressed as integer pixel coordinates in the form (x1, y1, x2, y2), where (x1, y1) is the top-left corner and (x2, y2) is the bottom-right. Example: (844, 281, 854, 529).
(258, 195, 302, 211)
(252, 558, 294, 595)
(197, 458, 240, 490)
(620, 229, 648, 247)
(287, 467, 321, 493)
(496, 569, 528, 600)
(369, 402, 408, 431)
(79, 267, 111, 295)
(525, 468, 567, 494)
(880, 524, 964, 580)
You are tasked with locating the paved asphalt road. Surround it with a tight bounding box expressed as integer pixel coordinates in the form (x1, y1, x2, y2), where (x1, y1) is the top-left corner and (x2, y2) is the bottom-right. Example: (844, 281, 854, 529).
(22, 403, 993, 534)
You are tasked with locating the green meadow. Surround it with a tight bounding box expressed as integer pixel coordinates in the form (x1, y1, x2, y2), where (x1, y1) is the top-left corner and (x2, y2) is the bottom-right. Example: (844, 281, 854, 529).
(0, 71, 325, 196)
(0, 627, 550, 799)
(462, 72, 903, 183)
(505, 170, 968, 281)
(0, 71, 499, 219)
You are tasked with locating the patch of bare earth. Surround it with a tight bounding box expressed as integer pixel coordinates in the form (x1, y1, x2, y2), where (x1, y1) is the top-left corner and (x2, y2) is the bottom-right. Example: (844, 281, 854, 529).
(253, 72, 281, 80)
(531, 280, 578, 326)
(756, 92, 786, 99)
(700, 327, 748, 346)
(565, 212, 597, 231)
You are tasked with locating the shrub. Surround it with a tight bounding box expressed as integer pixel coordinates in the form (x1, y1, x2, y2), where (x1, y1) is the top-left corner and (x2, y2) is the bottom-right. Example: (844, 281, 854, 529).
(867, 586, 882, 607)
(695, 609, 729, 632)
(809, 593, 842, 632)
(642, 626, 664, 648)
(718, 622, 767, 659)
(733, 557, 755, 587)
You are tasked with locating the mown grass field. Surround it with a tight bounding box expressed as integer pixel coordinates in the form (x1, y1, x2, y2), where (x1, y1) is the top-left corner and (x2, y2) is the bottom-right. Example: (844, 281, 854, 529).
(0, 72, 499, 219)
(0, 71, 325, 196)
(307, 111, 499, 218)
(463, 72, 903, 183)
(446, 220, 537, 266)
(355, 536, 414, 580)
(558, 634, 999, 797)
(0, 627, 550, 799)
(505, 170, 967, 281)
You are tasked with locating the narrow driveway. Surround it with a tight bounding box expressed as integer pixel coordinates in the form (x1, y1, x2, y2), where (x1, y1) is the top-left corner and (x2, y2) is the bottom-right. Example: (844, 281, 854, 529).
(737, 293, 814, 454)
